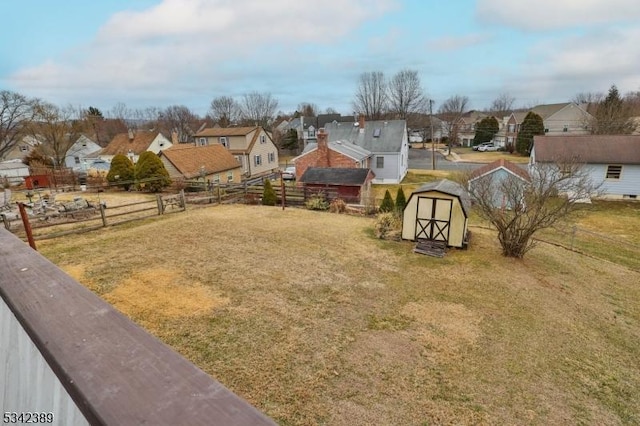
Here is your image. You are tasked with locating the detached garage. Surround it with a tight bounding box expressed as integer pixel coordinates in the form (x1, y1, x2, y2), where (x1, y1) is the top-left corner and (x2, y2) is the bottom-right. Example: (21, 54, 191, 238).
(402, 179, 471, 248)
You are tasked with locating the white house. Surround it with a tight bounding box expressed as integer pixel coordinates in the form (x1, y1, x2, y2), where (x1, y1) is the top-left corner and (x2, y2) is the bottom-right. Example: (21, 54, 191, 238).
(323, 116, 408, 184)
(0, 159, 30, 186)
(64, 135, 102, 171)
(530, 135, 640, 200)
(99, 130, 172, 163)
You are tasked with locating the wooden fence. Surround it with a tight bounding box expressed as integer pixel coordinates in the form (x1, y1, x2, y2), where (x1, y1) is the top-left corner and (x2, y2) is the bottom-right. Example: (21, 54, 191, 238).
(2, 191, 186, 246)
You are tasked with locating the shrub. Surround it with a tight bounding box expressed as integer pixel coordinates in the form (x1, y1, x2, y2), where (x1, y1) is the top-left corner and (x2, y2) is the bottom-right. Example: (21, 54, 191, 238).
(395, 187, 407, 216)
(379, 190, 394, 213)
(106, 154, 135, 190)
(375, 212, 401, 240)
(135, 151, 171, 192)
(305, 193, 329, 210)
(329, 198, 347, 213)
(262, 179, 277, 205)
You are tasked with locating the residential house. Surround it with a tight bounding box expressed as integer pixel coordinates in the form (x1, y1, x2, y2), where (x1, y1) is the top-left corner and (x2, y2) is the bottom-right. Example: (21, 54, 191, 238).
(193, 126, 279, 179)
(64, 135, 102, 172)
(1, 135, 42, 161)
(456, 111, 488, 147)
(0, 160, 30, 186)
(323, 116, 408, 184)
(298, 167, 375, 204)
(530, 135, 640, 200)
(531, 102, 593, 135)
(159, 144, 243, 183)
(293, 128, 372, 181)
(504, 111, 528, 149)
(468, 159, 530, 208)
(99, 130, 172, 163)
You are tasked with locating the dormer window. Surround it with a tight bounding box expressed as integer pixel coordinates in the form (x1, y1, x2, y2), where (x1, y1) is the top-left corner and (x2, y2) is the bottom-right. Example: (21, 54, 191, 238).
(219, 136, 227, 147)
(260, 135, 266, 144)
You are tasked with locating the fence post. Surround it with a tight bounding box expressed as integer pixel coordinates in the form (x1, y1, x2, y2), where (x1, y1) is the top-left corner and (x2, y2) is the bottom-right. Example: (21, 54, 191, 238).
(217, 184, 221, 204)
(2, 214, 10, 231)
(99, 203, 108, 227)
(17, 202, 37, 251)
(180, 189, 186, 211)
(156, 194, 163, 215)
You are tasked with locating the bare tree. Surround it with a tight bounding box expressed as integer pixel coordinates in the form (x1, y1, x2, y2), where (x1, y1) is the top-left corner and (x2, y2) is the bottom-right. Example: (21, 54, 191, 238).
(489, 93, 515, 117)
(158, 105, 200, 143)
(297, 102, 318, 117)
(210, 96, 240, 127)
(591, 85, 635, 135)
(0, 90, 36, 159)
(29, 102, 85, 167)
(571, 92, 603, 105)
(239, 92, 278, 128)
(387, 69, 427, 120)
(438, 95, 469, 153)
(466, 159, 601, 258)
(353, 71, 387, 120)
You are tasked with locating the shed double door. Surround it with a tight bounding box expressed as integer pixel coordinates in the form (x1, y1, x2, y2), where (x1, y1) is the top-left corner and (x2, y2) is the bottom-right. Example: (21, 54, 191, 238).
(415, 197, 452, 243)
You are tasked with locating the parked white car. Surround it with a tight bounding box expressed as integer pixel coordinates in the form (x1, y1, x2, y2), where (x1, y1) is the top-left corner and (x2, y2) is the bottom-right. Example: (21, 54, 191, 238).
(281, 166, 296, 180)
(478, 143, 499, 152)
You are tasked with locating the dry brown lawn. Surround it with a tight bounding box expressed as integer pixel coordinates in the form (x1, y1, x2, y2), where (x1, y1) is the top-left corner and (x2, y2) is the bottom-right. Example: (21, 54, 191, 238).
(39, 204, 640, 425)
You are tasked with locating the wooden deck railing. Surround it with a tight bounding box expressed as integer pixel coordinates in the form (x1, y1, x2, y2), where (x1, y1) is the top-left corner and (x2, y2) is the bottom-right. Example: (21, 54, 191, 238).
(0, 229, 275, 426)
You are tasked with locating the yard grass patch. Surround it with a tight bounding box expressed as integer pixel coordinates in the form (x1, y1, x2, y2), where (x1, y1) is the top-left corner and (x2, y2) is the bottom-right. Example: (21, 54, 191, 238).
(38, 204, 640, 425)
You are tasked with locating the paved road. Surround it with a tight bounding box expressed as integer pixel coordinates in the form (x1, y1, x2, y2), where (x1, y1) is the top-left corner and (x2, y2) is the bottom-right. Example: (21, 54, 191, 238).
(408, 146, 483, 171)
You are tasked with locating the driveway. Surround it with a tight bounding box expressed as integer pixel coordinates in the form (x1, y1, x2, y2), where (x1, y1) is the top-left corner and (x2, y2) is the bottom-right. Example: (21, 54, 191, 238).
(408, 147, 484, 171)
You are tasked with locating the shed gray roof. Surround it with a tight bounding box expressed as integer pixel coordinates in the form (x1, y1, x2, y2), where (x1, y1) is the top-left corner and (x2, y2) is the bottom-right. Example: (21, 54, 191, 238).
(323, 120, 406, 152)
(299, 167, 372, 185)
(299, 140, 371, 162)
(533, 135, 640, 164)
(412, 179, 471, 215)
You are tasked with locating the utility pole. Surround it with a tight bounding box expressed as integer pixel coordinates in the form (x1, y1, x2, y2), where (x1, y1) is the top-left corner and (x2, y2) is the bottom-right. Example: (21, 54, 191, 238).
(430, 99, 435, 170)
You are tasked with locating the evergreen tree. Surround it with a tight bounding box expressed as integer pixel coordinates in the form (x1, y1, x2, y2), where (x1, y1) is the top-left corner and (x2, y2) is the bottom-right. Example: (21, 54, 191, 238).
(135, 151, 171, 192)
(593, 85, 634, 134)
(262, 179, 277, 206)
(107, 154, 135, 190)
(395, 187, 407, 215)
(379, 189, 394, 212)
(281, 128, 299, 150)
(516, 112, 544, 155)
(472, 116, 499, 146)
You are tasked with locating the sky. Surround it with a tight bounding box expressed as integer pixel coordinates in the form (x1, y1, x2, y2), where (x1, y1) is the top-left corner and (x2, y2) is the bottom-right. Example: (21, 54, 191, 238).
(2, 0, 640, 117)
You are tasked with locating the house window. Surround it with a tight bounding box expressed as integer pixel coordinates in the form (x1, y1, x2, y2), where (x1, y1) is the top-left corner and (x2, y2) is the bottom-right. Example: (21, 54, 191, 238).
(254, 155, 262, 166)
(74, 157, 80, 164)
(308, 127, 315, 137)
(260, 135, 266, 144)
(199, 138, 207, 146)
(563, 125, 568, 132)
(213, 174, 220, 183)
(219, 137, 227, 147)
(606, 165, 622, 179)
(376, 156, 384, 168)
(508, 124, 515, 132)
(268, 152, 275, 163)
(227, 171, 234, 182)
(544, 128, 549, 133)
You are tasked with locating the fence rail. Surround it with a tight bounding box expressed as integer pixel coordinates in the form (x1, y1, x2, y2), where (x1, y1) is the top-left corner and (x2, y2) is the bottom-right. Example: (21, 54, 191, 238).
(2, 191, 186, 246)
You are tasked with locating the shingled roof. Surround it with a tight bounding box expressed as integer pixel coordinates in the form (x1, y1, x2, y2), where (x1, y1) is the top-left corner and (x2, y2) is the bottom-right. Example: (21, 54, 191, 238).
(194, 127, 258, 137)
(412, 179, 471, 215)
(299, 167, 373, 185)
(533, 135, 640, 164)
(469, 159, 530, 182)
(323, 120, 406, 152)
(161, 144, 240, 178)
(101, 130, 162, 156)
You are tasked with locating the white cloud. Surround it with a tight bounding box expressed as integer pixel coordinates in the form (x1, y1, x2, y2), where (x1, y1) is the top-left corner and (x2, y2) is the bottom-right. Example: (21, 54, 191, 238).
(477, 0, 640, 31)
(427, 33, 492, 51)
(507, 27, 640, 102)
(9, 0, 398, 110)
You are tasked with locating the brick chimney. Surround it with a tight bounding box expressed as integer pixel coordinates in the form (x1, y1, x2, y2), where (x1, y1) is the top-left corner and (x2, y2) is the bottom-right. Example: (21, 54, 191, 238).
(358, 114, 365, 134)
(128, 129, 135, 142)
(317, 128, 329, 167)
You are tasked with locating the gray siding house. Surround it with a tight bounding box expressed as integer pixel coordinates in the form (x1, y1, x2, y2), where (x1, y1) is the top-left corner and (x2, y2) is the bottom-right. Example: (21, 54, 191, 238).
(323, 117, 408, 184)
(530, 135, 640, 200)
